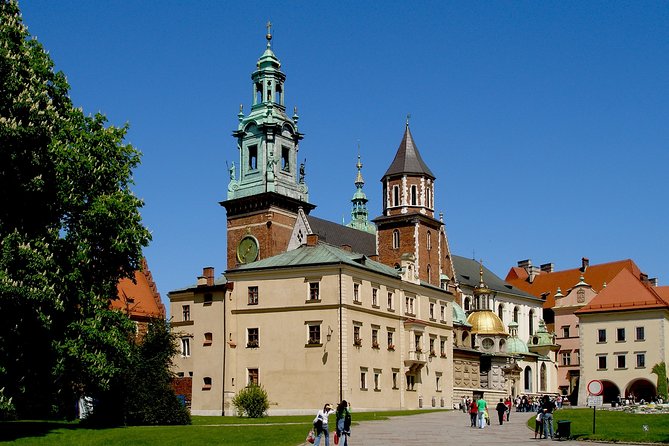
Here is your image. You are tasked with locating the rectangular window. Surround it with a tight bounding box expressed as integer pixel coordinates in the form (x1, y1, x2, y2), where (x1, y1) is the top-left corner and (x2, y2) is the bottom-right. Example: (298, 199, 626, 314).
(354, 325, 362, 346)
(562, 326, 570, 338)
(387, 330, 395, 350)
(405, 296, 415, 315)
(281, 146, 290, 171)
(617, 354, 626, 369)
(414, 333, 422, 352)
(372, 328, 379, 348)
(182, 305, 190, 321)
(248, 368, 259, 385)
(181, 337, 191, 357)
(248, 286, 258, 305)
(360, 369, 367, 390)
(637, 353, 646, 368)
(308, 324, 321, 345)
(406, 374, 415, 391)
(636, 326, 645, 341)
(440, 305, 445, 321)
(440, 338, 446, 357)
(387, 292, 394, 310)
(309, 282, 320, 301)
(617, 328, 626, 342)
(598, 329, 606, 343)
(248, 145, 258, 170)
(203, 376, 212, 390)
(429, 302, 435, 320)
(374, 370, 381, 391)
(429, 337, 436, 356)
(247, 328, 259, 348)
(372, 288, 378, 307)
(392, 369, 399, 389)
(353, 283, 360, 303)
(561, 351, 571, 366)
(598, 355, 607, 370)
(436, 372, 442, 392)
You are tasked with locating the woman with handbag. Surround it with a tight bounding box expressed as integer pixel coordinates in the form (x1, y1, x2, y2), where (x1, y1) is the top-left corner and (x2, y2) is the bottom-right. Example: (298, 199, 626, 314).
(313, 403, 334, 446)
(335, 400, 352, 446)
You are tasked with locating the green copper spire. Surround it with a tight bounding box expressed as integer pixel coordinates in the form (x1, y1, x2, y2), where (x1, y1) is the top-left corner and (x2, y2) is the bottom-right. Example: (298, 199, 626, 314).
(346, 151, 376, 234)
(226, 24, 309, 205)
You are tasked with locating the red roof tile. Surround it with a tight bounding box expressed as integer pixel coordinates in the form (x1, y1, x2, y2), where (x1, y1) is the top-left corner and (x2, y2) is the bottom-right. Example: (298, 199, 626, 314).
(504, 259, 641, 309)
(112, 259, 166, 321)
(575, 268, 668, 314)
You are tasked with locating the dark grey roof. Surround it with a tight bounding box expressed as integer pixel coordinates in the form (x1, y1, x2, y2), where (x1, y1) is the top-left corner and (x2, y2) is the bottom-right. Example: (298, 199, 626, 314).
(307, 215, 376, 256)
(383, 125, 435, 179)
(452, 255, 541, 301)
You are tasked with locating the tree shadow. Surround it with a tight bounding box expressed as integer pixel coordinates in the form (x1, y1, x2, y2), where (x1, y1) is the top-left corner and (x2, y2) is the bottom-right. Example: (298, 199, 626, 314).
(0, 421, 80, 442)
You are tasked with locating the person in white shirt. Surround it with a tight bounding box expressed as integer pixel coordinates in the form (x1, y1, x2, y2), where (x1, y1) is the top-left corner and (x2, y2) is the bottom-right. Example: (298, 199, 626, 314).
(313, 403, 334, 446)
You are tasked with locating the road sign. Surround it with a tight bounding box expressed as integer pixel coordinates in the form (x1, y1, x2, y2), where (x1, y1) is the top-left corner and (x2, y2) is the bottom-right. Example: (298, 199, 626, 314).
(587, 395, 603, 407)
(587, 379, 603, 396)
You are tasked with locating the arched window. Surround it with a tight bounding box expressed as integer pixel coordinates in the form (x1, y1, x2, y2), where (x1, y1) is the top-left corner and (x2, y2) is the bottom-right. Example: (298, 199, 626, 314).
(393, 185, 400, 206)
(427, 231, 432, 250)
(528, 309, 535, 336)
(392, 230, 400, 249)
(497, 303, 504, 323)
(426, 186, 432, 208)
(464, 297, 471, 311)
(524, 366, 532, 392)
(513, 306, 519, 323)
(540, 363, 547, 392)
(411, 185, 417, 205)
(499, 339, 506, 352)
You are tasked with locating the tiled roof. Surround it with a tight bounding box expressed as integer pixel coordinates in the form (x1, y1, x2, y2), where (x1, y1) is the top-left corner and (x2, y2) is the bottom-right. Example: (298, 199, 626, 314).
(383, 125, 435, 179)
(232, 241, 400, 279)
(113, 259, 166, 320)
(307, 215, 376, 256)
(453, 255, 540, 301)
(575, 268, 669, 314)
(504, 259, 641, 309)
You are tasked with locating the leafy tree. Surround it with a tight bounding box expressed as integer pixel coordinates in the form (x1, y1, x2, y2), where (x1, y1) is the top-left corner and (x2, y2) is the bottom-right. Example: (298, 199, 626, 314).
(652, 362, 668, 400)
(0, 0, 151, 418)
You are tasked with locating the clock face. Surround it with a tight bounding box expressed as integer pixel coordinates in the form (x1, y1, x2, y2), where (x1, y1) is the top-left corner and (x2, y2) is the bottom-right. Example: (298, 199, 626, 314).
(237, 236, 259, 264)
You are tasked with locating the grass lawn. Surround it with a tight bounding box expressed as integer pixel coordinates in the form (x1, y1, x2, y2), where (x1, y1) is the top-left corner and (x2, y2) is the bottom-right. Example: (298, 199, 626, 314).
(0, 409, 442, 446)
(525, 408, 669, 443)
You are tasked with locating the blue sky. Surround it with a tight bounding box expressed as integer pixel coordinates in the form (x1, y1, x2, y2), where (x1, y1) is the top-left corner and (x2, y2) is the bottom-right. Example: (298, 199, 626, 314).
(20, 1, 669, 312)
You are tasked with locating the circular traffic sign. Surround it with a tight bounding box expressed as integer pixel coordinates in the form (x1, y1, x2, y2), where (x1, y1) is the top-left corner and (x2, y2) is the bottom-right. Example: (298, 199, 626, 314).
(587, 379, 603, 396)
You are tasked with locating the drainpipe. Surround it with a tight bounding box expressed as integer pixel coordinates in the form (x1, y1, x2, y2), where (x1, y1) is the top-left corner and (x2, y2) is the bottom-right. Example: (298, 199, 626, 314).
(339, 267, 343, 402)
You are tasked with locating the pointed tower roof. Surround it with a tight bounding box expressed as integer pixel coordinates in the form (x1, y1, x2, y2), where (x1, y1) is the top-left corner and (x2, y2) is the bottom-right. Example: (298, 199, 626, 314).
(383, 122, 435, 179)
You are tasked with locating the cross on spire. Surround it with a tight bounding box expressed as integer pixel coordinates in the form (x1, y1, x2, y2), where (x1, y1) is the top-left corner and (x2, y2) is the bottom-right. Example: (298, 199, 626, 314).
(406, 113, 411, 127)
(266, 20, 273, 45)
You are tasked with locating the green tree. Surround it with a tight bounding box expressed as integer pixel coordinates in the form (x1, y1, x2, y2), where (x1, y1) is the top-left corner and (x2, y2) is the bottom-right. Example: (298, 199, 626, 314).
(0, 0, 151, 418)
(652, 362, 668, 400)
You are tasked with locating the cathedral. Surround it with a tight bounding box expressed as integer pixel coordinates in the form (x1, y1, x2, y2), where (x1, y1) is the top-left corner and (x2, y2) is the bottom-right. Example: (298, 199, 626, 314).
(169, 26, 556, 415)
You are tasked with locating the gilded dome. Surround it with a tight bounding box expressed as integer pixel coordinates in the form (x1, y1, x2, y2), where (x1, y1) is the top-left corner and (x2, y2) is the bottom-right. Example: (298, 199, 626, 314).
(466, 310, 507, 335)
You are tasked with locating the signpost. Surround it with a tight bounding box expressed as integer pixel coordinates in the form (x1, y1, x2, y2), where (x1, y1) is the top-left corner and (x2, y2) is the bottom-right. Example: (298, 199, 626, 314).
(587, 380, 604, 434)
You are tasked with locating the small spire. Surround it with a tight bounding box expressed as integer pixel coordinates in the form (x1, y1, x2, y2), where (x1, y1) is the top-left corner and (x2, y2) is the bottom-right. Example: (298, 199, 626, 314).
(266, 20, 272, 47)
(238, 104, 244, 121)
(293, 106, 299, 123)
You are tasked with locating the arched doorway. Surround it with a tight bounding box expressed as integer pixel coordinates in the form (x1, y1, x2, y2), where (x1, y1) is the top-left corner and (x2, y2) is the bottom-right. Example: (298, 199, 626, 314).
(601, 380, 620, 404)
(524, 366, 533, 392)
(626, 378, 656, 403)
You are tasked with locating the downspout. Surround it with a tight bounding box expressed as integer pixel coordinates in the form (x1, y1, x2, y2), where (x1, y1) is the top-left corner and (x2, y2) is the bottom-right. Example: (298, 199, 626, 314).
(339, 267, 343, 402)
(222, 283, 230, 415)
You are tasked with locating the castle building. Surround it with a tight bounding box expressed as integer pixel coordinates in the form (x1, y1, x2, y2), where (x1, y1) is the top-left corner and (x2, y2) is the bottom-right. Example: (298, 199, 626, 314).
(169, 28, 459, 415)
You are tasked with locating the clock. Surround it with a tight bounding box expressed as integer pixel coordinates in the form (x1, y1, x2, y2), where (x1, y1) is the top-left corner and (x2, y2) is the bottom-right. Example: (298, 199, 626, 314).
(237, 236, 259, 264)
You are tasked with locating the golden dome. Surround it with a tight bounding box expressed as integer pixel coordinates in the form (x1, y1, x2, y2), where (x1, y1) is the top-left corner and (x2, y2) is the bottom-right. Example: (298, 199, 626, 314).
(466, 310, 507, 335)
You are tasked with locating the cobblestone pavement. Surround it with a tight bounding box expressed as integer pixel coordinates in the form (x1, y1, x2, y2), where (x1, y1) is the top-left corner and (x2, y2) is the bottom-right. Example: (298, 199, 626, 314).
(323, 410, 638, 446)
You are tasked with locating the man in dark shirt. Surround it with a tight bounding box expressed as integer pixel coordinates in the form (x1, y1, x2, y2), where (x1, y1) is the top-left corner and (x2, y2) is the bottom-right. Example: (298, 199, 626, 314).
(541, 396, 556, 438)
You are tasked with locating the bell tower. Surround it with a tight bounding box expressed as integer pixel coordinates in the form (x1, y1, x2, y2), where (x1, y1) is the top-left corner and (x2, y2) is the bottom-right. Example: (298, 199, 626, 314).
(373, 120, 456, 290)
(221, 23, 314, 269)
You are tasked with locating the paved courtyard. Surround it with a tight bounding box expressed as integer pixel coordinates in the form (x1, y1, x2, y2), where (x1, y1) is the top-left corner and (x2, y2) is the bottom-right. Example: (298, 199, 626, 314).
(320, 409, 637, 446)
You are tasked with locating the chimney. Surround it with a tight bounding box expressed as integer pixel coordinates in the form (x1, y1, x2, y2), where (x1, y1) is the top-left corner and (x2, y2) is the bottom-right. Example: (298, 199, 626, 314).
(203, 267, 214, 286)
(581, 257, 589, 272)
(540, 263, 554, 273)
(528, 266, 540, 283)
(306, 234, 319, 246)
(518, 259, 532, 271)
(640, 273, 649, 283)
(340, 244, 352, 252)
(649, 277, 658, 287)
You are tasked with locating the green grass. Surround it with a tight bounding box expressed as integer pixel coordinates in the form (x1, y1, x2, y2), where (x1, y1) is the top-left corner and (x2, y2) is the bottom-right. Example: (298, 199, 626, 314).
(525, 408, 669, 443)
(0, 409, 443, 446)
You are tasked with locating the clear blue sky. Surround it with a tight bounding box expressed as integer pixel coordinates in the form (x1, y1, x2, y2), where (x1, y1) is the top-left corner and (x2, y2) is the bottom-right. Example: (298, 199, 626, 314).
(20, 1, 669, 313)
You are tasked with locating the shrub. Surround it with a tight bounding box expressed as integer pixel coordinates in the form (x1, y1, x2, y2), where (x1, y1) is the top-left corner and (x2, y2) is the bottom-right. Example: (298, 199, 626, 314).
(232, 384, 269, 418)
(0, 387, 16, 421)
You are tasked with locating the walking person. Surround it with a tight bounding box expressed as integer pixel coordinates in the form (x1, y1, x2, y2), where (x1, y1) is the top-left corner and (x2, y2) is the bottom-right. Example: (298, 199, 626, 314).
(468, 397, 478, 427)
(335, 400, 352, 446)
(541, 395, 555, 439)
(313, 403, 334, 446)
(534, 409, 544, 439)
(476, 396, 488, 429)
(504, 397, 512, 421)
(495, 399, 507, 425)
